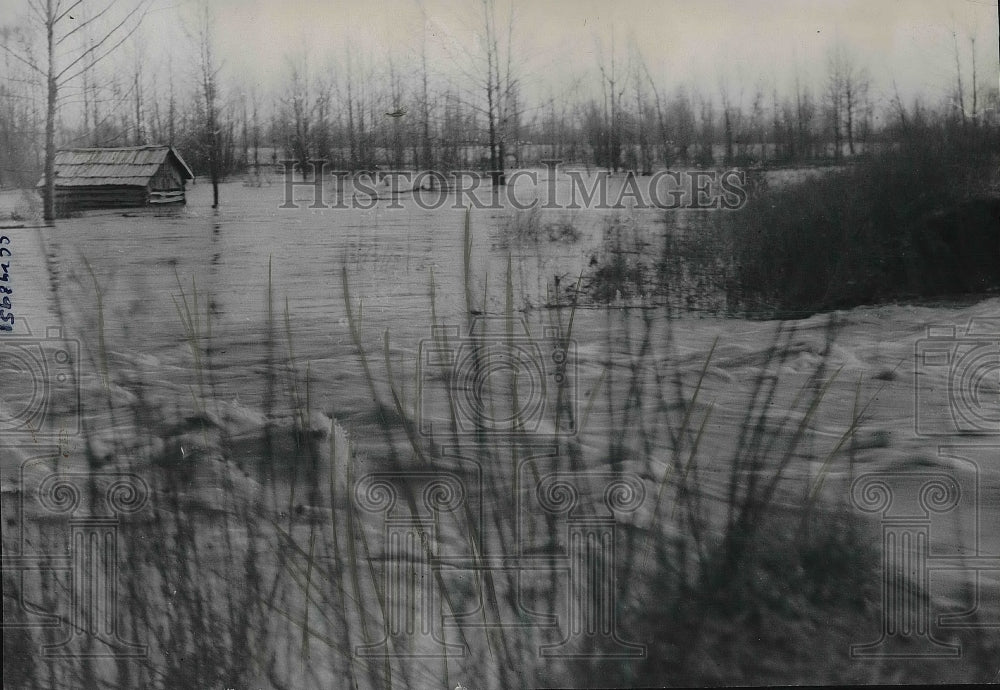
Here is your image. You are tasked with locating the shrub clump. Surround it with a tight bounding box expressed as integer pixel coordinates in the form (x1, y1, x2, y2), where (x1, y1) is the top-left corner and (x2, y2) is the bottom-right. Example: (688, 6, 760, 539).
(583, 215, 650, 303)
(726, 126, 1000, 316)
(496, 206, 580, 248)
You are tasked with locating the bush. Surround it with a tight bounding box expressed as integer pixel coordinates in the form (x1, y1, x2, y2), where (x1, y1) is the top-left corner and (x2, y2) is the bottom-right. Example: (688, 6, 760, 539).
(495, 206, 581, 248)
(584, 215, 650, 302)
(582, 213, 731, 311)
(726, 124, 1000, 316)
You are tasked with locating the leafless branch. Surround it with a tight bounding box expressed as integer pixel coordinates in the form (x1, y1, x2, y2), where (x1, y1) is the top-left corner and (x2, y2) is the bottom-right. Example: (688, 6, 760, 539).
(56, 0, 148, 82)
(56, 0, 116, 47)
(54, 0, 85, 26)
(0, 41, 44, 76)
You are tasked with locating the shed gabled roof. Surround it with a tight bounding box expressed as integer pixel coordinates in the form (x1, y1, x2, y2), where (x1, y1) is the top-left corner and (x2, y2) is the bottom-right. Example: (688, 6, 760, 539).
(38, 146, 194, 187)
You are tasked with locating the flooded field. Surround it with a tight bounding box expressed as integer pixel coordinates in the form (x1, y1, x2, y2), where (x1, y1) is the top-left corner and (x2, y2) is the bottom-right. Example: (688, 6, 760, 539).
(3, 172, 999, 688)
(32, 172, 728, 429)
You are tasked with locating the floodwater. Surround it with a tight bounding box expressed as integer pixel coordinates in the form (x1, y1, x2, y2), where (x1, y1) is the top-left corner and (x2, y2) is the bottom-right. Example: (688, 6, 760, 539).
(35, 171, 725, 430)
(3, 171, 998, 687)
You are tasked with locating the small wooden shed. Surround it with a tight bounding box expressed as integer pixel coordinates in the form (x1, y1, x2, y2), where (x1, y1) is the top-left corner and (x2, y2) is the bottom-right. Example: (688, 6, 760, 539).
(38, 145, 194, 212)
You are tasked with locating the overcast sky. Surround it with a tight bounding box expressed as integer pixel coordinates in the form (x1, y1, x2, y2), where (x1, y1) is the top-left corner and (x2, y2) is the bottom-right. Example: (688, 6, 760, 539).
(3, 0, 998, 113)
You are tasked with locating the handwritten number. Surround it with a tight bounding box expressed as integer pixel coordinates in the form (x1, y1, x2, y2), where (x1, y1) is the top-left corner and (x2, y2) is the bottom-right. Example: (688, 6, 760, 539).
(0, 237, 11, 330)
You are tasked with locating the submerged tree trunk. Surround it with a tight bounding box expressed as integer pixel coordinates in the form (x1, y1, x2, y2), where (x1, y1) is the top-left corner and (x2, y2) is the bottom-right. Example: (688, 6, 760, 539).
(497, 139, 506, 184)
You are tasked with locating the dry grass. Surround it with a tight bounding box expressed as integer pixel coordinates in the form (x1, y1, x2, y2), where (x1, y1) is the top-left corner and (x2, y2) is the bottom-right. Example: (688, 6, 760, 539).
(6, 209, 998, 689)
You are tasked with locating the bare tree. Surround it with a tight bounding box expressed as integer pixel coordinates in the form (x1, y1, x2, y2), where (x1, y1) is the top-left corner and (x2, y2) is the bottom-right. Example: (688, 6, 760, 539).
(750, 83, 766, 162)
(284, 49, 312, 177)
(2, 0, 148, 220)
(340, 44, 377, 171)
(825, 44, 869, 159)
(475, 0, 522, 185)
(249, 84, 260, 171)
(387, 57, 404, 168)
(192, 0, 221, 207)
(949, 24, 984, 125)
(628, 38, 653, 174)
(343, 45, 358, 170)
(719, 79, 735, 165)
(969, 33, 977, 120)
(632, 54, 670, 168)
(666, 87, 696, 164)
(129, 30, 146, 145)
(842, 64, 868, 156)
(793, 73, 816, 161)
(313, 72, 332, 168)
(482, 0, 504, 184)
(951, 27, 966, 125)
(0, 26, 42, 187)
(418, 22, 435, 184)
(825, 49, 844, 159)
(164, 54, 176, 146)
(696, 92, 715, 166)
(596, 27, 624, 172)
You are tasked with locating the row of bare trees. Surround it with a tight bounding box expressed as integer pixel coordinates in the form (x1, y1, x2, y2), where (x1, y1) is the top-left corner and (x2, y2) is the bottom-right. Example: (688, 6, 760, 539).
(0, 0, 229, 217)
(1, 0, 149, 219)
(2, 0, 997, 216)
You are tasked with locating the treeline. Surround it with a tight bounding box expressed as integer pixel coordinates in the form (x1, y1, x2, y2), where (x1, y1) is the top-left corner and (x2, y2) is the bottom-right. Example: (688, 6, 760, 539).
(2, 6, 997, 188)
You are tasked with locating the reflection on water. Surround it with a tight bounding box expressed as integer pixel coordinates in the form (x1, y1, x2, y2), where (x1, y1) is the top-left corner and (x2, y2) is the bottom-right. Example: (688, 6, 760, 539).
(43, 175, 725, 424)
